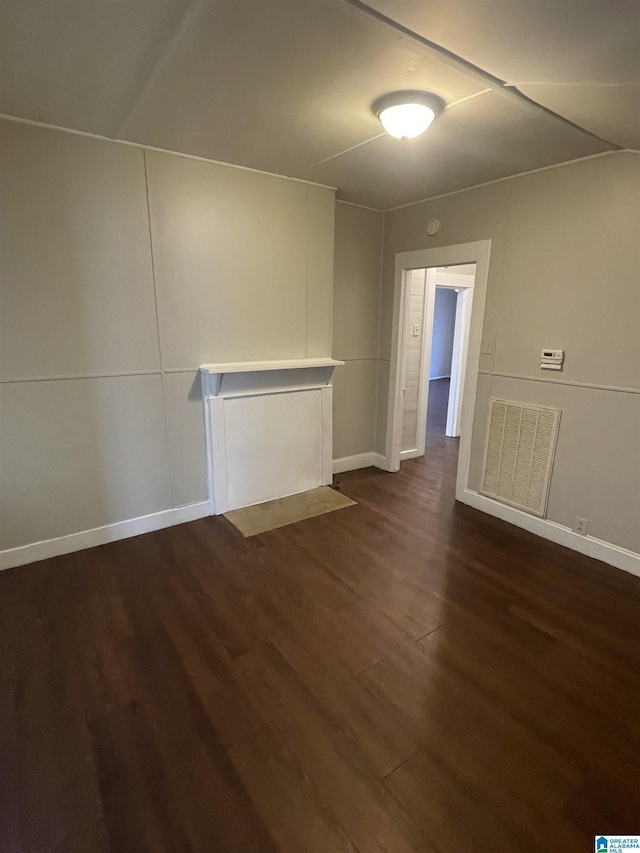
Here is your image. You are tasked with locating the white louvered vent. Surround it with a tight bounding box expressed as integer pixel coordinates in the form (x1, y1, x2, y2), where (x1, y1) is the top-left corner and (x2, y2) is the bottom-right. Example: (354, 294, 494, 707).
(481, 398, 561, 517)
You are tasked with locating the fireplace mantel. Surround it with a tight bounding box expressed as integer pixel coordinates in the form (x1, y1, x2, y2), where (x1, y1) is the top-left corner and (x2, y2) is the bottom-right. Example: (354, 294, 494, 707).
(200, 357, 344, 374)
(200, 358, 344, 514)
(200, 358, 343, 397)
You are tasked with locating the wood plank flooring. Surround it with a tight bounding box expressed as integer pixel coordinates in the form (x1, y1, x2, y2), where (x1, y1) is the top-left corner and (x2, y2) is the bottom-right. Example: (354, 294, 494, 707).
(2, 382, 640, 852)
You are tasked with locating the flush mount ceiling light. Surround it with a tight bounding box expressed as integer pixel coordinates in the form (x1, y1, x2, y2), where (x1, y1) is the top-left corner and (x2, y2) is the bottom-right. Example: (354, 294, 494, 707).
(373, 91, 445, 140)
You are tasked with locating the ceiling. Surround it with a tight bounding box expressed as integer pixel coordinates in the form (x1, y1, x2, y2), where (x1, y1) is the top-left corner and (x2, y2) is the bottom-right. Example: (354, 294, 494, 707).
(1, 0, 638, 209)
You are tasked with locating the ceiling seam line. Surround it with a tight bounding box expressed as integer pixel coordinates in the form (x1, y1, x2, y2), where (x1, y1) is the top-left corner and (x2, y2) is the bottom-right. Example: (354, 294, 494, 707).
(306, 132, 387, 169)
(114, 0, 203, 140)
(306, 89, 493, 176)
(343, 0, 506, 88)
(505, 82, 640, 87)
(504, 85, 621, 149)
(0, 114, 337, 191)
(445, 89, 493, 110)
(342, 0, 622, 151)
(335, 199, 383, 212)
(381, 150, 621, 212)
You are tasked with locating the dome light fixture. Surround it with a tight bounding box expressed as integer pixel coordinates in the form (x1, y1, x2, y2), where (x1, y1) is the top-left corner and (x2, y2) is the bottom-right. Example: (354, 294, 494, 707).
(373, 90, 445, 140)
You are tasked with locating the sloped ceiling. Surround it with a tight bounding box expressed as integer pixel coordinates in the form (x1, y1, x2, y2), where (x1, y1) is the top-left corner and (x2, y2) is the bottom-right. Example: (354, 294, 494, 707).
(1, 0, 637, 209)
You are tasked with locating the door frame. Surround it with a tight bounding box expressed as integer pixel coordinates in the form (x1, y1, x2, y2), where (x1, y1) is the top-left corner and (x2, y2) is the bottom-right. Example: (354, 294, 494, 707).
(384, 240, 491, 501)
(405, 271, 474, 462)
(446, 285, 471, 437)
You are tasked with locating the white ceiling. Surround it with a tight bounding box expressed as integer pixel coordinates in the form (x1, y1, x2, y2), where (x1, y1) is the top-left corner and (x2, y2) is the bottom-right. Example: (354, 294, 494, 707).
(1, 0, 637, 209)
(366, 0, 640, 150)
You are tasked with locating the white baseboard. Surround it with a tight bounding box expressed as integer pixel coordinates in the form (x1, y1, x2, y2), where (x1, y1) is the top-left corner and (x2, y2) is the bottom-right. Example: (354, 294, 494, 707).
(333, 452, 376, 474)
(458, 489, 640, 579)
(400, 448, 421, 461)
(0, 501, 212, 572)
(333, 452, 394, 474)
(372, 452, 395, 472)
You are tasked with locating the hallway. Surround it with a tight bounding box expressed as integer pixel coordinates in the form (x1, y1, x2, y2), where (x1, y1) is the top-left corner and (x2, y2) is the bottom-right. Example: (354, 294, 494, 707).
(426, 377, 451, 436)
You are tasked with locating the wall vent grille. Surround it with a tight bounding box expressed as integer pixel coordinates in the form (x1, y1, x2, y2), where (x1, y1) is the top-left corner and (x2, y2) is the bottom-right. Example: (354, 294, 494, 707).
(481, 398, 561, 518)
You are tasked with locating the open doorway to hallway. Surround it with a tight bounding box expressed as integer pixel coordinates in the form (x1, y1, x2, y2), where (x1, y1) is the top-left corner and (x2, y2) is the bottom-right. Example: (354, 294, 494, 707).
(385, 239, 490, 496)
(427, 286, 457, 439)
(400, 263, 477, 463)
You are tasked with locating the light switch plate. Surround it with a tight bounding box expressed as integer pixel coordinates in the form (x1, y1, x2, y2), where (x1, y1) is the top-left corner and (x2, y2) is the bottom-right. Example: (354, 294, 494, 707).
(482, 338, 495, 356)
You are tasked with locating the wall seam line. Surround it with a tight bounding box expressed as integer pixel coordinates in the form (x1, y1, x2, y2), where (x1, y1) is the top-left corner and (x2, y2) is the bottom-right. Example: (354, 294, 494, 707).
(305, 188, 310, 357)
(143, 148, 177, 509)
(490, 179, 514, 402)
(0, 370, 163, 383)
(373, 209, 386, 453)
(486, 372, 640, 395)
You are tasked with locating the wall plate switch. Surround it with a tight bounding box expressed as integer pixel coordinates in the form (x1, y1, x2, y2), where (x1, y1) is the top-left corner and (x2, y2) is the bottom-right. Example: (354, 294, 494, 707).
(412, 323, 420, 337)
(482, 338, 495, 356)
(575, 517, 588, 536)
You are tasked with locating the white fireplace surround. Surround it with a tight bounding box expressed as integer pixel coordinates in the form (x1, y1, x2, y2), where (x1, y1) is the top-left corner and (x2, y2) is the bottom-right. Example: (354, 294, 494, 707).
(200, 358, 344, 514)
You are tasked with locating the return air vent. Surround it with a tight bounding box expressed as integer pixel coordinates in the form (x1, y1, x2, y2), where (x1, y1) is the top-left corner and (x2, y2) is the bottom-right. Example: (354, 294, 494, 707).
(481, 398, 560, 518)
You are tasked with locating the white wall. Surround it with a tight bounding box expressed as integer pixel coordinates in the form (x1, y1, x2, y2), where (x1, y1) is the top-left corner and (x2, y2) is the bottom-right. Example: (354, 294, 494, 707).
(379, 152, 640, 555)
(0, 119, 335, 553)
(332, 201, 384, 461)
(429, 286, 457, 380)
(3, 117, 638, 569)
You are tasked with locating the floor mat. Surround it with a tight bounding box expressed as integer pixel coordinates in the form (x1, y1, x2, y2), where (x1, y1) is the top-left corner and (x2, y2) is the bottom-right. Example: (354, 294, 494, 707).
(224, 486, 356, 537)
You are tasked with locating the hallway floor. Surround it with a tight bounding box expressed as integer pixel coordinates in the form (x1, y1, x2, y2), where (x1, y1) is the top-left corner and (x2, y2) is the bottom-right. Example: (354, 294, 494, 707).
(2, 405, 640, 851)
(426, 376, 451, 436)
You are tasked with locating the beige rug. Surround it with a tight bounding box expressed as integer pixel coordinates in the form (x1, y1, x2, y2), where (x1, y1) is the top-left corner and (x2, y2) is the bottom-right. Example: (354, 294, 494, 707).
(224, 486, 356, 537)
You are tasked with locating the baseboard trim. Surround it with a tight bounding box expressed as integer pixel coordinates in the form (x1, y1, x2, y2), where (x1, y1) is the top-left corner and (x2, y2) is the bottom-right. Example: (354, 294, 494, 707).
(458, 489, 640, 578)
(0, 501, 212, 572)
(333, 452, 394, 474)
(333, 453, 376, 474)
(400, 448, 421, 461)
(372, 452, 395, 472)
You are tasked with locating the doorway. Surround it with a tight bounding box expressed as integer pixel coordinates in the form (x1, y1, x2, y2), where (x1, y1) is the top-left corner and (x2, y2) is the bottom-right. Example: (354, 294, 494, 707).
(400, 263, 476, 461)
(384, 241, 491, 500)
(428, 283, 459, 438)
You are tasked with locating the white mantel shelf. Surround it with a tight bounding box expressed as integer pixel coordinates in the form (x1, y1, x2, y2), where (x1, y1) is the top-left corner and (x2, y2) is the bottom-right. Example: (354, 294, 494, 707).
(200, 357, 344, 374)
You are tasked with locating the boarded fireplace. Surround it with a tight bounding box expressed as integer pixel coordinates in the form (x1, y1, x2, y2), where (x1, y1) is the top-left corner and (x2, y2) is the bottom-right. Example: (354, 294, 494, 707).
(200, 358, 343, 514)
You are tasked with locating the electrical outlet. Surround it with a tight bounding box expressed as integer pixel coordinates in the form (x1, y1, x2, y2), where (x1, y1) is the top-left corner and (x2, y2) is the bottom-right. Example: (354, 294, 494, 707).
(575, 517, 588, 536)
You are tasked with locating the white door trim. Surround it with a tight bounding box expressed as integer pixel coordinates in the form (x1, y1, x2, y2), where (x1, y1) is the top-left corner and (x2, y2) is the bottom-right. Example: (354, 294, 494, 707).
(414, 269, 437, 457)
(384, 240, 492, 501)
(446, 286, 472, 437)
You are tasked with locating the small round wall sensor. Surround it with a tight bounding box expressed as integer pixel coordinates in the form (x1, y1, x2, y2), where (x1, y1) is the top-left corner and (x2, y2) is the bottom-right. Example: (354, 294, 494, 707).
(427, 217, 440, 236)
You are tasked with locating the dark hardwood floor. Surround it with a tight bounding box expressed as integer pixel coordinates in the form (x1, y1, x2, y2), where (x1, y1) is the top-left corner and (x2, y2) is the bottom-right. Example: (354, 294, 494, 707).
(2, 384, 640, 853)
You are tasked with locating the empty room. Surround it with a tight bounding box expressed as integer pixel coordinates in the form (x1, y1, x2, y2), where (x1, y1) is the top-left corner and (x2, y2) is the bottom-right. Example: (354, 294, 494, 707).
(1, 2, 639, 852)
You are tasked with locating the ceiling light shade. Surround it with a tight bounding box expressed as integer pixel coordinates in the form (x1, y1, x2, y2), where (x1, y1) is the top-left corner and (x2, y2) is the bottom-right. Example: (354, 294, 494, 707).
(373, 91, 445, 140)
